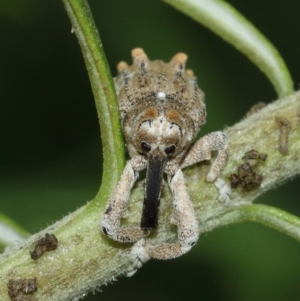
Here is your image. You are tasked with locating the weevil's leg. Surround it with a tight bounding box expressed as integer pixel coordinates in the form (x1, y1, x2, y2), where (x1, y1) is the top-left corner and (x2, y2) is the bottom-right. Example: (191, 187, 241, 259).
(181, 131, 228, 181)
(214, 178, 231, 204)
(126, 238, 150, 277)
(101, 156, 147, 243)
(148, 169, 199, 259)
(180, 131, 230, 201)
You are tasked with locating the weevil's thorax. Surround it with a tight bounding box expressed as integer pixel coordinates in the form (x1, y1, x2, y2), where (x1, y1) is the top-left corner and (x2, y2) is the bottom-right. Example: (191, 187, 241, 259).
(114, 48, 207, 163)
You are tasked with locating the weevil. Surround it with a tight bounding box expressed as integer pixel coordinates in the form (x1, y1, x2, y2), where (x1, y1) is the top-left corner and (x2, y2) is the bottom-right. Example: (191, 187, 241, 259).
(101, 48, 229, 274)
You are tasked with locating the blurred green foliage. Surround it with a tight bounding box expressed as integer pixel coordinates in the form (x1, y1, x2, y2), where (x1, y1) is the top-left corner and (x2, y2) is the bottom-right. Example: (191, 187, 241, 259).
(0, 1, 300, 300)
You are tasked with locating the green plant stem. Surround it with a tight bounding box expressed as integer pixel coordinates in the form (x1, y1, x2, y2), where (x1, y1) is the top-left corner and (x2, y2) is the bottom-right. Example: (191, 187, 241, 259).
(62, 0, 125, 210)
(202, 204, 300, 242)
(0, 214, 28, 248)
(162, 0, 294, 97)
(1, 90, 300, 301)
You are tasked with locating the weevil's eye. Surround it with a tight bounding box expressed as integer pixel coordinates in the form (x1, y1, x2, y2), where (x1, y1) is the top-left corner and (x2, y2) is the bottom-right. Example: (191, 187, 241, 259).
(141, 142, 151, 153)
(165, 145, 176, 155)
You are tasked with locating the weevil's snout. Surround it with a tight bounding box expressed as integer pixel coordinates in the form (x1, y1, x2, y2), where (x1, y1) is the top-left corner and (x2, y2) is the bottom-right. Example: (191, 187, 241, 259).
(141, 152, 165, 230)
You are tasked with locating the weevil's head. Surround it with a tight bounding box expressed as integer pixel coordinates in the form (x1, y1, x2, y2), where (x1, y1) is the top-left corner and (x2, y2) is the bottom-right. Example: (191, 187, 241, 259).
(132, 107, 191, 163)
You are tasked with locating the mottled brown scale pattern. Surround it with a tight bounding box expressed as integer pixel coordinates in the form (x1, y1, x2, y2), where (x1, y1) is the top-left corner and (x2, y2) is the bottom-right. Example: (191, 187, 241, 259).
(101, 48, 229, 276)
(115, 50, 205, 142)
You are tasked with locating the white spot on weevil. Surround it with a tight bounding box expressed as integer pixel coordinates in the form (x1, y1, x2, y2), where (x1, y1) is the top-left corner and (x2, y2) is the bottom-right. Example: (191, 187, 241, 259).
(157, 91, 166, 101)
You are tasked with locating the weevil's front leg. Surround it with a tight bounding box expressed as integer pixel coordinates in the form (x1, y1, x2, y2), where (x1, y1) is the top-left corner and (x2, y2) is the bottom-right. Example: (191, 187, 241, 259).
(181, 131, 228, 181)
(149, 169, 199, 259)
(101, 156, 147, 243)
(181, 131, 230, 202)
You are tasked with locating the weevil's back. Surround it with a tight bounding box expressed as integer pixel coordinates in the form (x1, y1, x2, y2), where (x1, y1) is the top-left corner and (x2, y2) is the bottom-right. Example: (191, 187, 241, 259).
(114, 48, 207, 159)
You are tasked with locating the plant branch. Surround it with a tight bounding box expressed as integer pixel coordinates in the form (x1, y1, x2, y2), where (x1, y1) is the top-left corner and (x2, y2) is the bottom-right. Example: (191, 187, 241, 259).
(1, 91, 300, 301)
(62, 0, 125, 210)
(162, 0, 294, 97)
(0, 214, 27, 248)
(201, 204, 300, 242)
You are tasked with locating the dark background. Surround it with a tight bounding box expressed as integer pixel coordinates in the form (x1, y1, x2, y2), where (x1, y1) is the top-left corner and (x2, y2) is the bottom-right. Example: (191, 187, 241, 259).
(1, 1, 300, 300)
